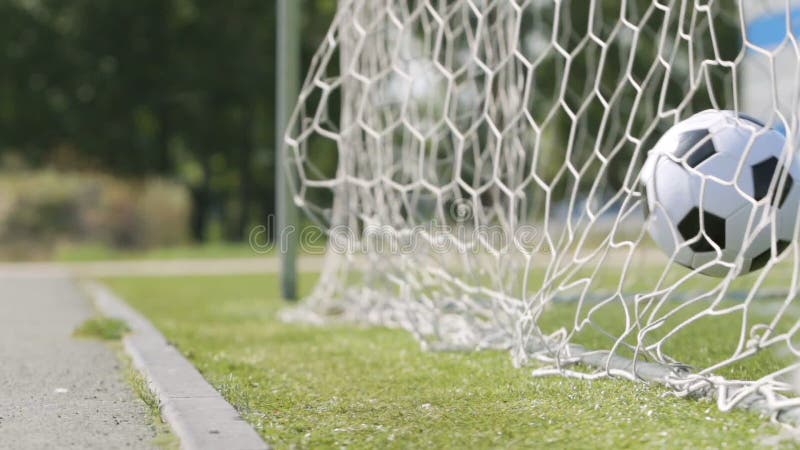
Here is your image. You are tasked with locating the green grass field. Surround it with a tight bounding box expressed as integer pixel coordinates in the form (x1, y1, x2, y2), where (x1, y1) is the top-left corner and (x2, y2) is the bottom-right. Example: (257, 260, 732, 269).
(103, 273, 799, 449)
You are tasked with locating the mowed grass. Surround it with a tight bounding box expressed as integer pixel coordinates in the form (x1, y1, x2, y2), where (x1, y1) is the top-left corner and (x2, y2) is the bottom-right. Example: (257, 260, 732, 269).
(103, 274, 797, 449)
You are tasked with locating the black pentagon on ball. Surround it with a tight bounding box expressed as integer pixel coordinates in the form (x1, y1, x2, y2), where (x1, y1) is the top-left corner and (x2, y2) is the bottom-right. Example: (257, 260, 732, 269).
(751, 156, 794, 208)
(677, 207, 726, 252)
(736, 113, 766, 128)
(640, 184, 650, 220)
(675, 129, 717, 168)
(749, 240, 791, 272)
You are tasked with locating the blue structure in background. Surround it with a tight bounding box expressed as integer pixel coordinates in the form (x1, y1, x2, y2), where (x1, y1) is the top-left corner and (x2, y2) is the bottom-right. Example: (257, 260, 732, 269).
(746, 7, 800, 50)
(745, 6, 800, 136)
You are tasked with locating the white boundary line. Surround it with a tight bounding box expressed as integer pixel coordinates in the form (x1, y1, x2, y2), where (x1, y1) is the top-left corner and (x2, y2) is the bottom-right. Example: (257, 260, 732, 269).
(86, 282, 270, 450)
(0, 257, 326, 278)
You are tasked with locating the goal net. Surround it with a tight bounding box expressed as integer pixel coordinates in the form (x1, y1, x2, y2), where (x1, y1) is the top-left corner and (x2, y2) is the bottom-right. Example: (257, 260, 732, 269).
(282, 0, 800, 422)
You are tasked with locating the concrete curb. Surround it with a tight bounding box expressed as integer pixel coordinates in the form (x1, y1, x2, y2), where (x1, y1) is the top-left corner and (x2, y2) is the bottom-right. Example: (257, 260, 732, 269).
(86, 282, 269, 450)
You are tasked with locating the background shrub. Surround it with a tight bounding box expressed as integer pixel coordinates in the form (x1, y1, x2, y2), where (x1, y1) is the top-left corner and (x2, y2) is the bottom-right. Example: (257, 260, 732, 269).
(0, 171, 191, 259)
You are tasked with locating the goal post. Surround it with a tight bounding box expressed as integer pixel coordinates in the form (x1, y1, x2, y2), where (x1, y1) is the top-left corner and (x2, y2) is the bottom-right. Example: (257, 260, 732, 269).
(281, 0, 800, 423)
(276, 0, 301, 300)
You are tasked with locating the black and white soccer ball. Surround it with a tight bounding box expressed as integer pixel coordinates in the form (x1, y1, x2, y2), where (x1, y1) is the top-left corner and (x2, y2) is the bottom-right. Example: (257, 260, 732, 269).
(640, 110, 800, 277)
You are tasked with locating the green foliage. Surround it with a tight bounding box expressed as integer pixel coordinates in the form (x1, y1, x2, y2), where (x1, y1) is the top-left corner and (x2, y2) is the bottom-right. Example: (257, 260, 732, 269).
(73, 317, 130, 340)
(0, 171, 191, 259)
(0, 0, 746, 240)
(0, 0, 339, 243)
(104, 274, 794, 449)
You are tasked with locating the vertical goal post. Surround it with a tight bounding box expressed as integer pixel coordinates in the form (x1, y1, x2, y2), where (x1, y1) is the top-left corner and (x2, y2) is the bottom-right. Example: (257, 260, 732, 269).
(276, 0, 301, 300)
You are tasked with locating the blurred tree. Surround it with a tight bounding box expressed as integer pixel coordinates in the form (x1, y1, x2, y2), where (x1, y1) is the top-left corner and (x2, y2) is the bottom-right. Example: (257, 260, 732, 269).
(0, 0, 738, 243)
(0, 0, 337, 243)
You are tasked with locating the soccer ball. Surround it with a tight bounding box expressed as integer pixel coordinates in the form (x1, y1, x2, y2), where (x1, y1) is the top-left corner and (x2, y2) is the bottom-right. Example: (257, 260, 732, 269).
(640, 110, 800, 277)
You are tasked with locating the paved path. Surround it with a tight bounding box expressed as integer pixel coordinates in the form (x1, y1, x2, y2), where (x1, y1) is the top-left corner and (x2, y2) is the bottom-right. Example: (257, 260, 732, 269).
(0, 274, 158, 449)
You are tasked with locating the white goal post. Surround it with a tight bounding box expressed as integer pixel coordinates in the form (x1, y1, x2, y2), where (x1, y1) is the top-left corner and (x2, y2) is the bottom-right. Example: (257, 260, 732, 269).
(282, 0, 800, 423)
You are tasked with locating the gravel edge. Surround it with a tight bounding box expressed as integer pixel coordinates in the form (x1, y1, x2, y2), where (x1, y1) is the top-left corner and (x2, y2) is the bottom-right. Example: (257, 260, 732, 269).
(86, 282, 269, 450)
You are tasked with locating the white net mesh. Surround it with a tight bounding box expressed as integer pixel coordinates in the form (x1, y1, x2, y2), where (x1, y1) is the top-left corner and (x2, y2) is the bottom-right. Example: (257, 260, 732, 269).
(283, 0, 800, 421)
